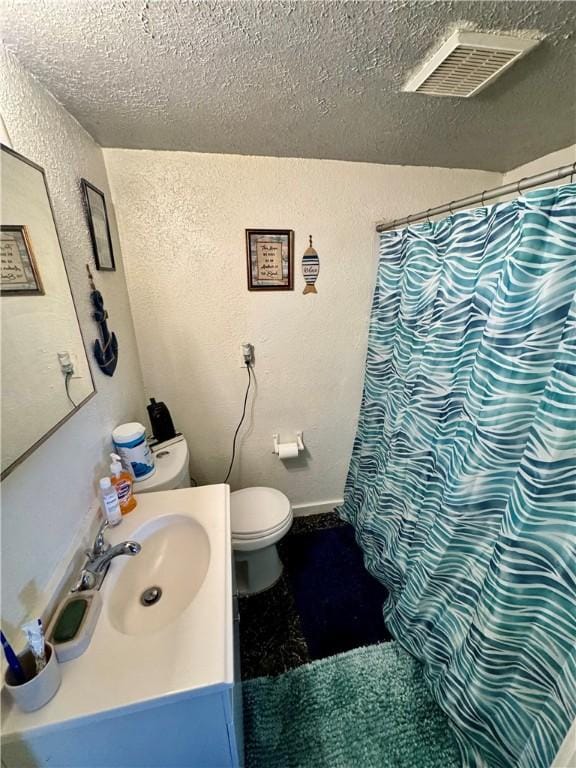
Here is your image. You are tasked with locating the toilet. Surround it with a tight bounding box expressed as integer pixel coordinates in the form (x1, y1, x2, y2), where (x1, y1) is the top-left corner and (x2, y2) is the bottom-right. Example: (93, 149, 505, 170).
(135, 436, 293, 595)
(230, 487, 293, 595)
(133, 436, 191, 493)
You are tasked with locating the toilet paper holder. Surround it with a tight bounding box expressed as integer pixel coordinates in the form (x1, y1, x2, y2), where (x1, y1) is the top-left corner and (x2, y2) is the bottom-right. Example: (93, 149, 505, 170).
(273, 431, 304, 456)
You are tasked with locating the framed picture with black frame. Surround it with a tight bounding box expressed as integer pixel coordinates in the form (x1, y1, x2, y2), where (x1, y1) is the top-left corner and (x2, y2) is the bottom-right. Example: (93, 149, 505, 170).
(245, 229, 294, 291)
(81, 178, 116, 271)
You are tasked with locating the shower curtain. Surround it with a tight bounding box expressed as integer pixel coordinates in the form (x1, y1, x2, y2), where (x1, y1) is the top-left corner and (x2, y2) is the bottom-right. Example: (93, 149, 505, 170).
(341, 183, 576, 768)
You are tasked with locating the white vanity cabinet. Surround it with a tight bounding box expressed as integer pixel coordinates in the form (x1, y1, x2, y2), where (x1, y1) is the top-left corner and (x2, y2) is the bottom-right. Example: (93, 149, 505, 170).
(2, 685, 243, 768)
(1, 485, 244, 767)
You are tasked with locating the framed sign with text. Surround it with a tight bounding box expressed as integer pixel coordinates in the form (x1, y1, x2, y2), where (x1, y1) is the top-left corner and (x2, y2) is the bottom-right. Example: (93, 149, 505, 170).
(1, 225, 44, 296)
(246, 229, 294, 291)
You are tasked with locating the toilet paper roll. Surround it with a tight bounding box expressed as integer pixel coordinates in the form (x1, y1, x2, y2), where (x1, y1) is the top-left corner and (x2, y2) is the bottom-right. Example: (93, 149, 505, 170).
(278, 442, 299, 459)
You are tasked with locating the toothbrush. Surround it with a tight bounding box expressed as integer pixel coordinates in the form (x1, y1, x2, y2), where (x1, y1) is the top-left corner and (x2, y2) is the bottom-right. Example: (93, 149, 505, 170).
(22, 618, 46, 674)
(1, 630, 25, 684)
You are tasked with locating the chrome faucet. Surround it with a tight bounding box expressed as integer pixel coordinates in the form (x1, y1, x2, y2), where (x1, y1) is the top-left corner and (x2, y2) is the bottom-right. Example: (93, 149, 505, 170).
(86, 519, 111, 561)
(72, 520, 141, 592)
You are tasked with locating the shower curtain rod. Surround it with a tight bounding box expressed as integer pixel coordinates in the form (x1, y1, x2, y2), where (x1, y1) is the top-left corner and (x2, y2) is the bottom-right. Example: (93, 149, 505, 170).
(375, 162, 576, 233)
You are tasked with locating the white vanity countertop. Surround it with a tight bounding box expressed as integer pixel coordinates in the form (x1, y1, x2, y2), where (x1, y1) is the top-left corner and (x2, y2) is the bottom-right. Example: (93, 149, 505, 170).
(2, 484, 233, 739)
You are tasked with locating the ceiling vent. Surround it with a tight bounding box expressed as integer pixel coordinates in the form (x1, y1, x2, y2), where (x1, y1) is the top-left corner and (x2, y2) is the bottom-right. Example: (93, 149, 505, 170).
(404, 31, 540, 98)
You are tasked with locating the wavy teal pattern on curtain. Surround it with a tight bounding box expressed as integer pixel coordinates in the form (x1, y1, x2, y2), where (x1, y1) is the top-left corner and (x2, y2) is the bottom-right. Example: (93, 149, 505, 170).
(342, 184, 576, 768)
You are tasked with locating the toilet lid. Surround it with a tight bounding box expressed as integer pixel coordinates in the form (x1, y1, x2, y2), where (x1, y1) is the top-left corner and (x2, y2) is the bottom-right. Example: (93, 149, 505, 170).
(133, 438, 189, 493)
(230, 487, 291, 537)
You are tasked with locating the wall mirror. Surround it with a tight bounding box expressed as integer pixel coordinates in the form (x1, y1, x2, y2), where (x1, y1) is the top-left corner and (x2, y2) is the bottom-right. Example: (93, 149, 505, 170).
(1, 144, 95, 479)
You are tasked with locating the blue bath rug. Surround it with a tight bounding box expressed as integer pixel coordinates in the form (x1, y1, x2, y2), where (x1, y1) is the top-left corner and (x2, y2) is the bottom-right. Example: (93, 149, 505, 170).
(243, 641, 461, 768)
(280, 523, 392, 659)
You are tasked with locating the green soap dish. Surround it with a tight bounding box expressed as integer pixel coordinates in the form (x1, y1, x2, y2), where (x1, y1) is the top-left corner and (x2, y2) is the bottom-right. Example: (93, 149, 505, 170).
(47, 590, 102, 662)
(53, 598, 89, 643)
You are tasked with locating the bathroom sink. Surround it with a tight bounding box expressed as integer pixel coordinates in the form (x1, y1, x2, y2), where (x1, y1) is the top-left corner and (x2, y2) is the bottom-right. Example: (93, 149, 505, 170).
(2, 485, 239, 768)
(107, 514, 211, 635)
(3, 486, 232, 726)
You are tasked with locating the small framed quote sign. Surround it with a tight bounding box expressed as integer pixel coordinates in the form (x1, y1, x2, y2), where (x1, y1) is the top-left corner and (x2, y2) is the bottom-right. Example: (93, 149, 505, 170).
(246, 229, 294, 291)
(1, 225, 44, 296)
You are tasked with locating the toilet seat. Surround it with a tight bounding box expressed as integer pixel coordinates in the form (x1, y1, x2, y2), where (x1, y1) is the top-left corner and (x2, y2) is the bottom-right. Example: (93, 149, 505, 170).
(233, 515, 289, 540)
(231, 487, 291, 539)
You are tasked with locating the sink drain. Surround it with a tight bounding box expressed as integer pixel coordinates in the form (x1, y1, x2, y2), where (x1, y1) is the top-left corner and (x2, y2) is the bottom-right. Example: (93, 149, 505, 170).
(140, 586, 162, 606)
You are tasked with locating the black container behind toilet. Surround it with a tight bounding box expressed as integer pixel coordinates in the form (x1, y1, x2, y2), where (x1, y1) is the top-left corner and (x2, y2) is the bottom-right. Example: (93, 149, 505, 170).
(147, 397, 177, 444)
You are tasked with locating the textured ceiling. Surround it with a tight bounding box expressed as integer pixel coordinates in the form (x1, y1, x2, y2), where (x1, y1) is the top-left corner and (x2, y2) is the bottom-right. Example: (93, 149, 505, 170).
(1, 0, 575, 171)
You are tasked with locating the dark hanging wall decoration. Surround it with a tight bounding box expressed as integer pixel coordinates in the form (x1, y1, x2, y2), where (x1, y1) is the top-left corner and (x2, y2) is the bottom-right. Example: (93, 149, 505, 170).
(81, 178, 116, 271)
(86, 264, 118, 376)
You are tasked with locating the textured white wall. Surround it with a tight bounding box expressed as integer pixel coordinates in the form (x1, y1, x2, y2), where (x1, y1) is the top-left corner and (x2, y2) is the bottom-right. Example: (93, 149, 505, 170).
(0, 48, 146, 632)
(104, 149, 499, 512)
(503, 144, 576, 185)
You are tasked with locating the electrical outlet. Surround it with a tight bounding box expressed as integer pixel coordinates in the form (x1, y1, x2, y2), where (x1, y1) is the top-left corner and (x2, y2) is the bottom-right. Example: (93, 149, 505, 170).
(58, 351, 73, 374)
(240, 342, 254, 367)
(58, 351, 82, 378)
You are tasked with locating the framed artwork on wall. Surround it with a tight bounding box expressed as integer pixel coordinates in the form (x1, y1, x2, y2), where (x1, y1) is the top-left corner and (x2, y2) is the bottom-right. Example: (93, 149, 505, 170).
(246, 229, 294, 291)
(0, 225, 44, 295)
(81, 178, 116, 271)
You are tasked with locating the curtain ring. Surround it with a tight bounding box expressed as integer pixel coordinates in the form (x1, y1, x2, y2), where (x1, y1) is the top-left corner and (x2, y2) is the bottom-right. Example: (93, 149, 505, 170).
(449, 201, 455, 215)
(426, 209, 432, 225)
(481, 190, 486, 206)
(516, 177, 526, 196)
(571, 162, 576, 184)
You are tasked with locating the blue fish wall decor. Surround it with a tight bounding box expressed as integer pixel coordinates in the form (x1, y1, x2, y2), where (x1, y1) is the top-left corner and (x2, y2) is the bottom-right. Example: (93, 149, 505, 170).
(302, 235, 320, 294)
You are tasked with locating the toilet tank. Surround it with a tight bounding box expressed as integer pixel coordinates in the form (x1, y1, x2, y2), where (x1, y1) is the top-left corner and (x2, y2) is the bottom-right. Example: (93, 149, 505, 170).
(134, 437, 191, 494)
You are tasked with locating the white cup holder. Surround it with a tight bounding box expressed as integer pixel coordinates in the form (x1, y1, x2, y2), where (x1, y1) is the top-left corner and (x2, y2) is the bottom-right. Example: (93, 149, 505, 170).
(4, 642, 61, 712)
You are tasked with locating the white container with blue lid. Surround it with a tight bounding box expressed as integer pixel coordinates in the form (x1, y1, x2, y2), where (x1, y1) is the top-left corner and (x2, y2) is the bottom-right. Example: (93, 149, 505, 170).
(112, 422, 155, 481)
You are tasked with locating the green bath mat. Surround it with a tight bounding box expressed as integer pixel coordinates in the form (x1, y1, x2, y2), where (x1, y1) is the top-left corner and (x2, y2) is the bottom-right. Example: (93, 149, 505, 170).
(243, 642, 461, 768)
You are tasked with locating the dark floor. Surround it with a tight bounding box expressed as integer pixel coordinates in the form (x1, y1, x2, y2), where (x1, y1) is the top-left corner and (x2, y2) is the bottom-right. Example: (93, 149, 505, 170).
(238, 511, 392, 680)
